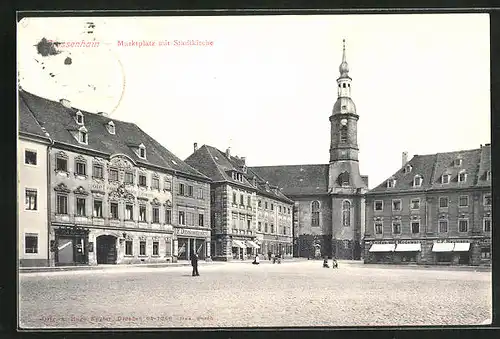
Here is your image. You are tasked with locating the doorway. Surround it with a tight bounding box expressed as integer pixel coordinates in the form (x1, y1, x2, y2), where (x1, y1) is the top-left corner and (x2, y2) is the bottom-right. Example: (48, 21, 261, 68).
(458, 253, 470, 265)
(96, 235, 117, 264)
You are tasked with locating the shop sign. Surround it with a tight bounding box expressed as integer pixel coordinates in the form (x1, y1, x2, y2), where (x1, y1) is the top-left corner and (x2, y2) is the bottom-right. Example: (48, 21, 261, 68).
(397, 240, 420, 244)
(175, 228, 210, 238)
(56, 226, 89, 236)
(91, 181, 105, 192)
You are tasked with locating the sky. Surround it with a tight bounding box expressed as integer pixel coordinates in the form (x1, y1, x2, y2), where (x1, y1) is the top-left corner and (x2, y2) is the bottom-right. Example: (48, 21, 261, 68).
(17, 14, 490, 189)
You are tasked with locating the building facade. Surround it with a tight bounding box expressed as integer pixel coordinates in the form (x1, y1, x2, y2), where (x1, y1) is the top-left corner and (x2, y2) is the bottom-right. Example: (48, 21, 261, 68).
(18, 96, 51, 267)
(19, 90, 212, 266)
(185, 145, 293, 260)
(364, 146, 491, 266)
(250, 40, 368, 260)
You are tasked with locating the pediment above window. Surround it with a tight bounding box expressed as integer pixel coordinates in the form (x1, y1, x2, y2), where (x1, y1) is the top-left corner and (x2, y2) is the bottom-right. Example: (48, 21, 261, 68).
(151, 198, 161, 206)
(54, 182, 71, 192)
(109, 156, 134, 169)
(75, 155, 86, 163)
(73, 186, 89, 195)
(56, 151, 69, 159)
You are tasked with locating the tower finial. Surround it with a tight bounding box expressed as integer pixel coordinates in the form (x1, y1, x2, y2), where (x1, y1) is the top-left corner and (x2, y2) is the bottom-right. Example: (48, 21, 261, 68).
(342, 39, 346, 62)
(339, 39, 349, 76)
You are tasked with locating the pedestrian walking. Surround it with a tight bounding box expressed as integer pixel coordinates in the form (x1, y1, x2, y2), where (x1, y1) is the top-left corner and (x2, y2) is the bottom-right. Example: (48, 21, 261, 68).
(191, 250, 199, 276)
(332, 258, 339, 269)
(268, 251, 272, 261)
(252, 254, 260, 265)
(323, 257, 329, 268)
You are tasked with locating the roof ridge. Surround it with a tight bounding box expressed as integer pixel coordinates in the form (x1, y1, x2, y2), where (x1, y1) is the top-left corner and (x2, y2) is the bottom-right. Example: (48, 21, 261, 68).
(250, 163, 328, 168)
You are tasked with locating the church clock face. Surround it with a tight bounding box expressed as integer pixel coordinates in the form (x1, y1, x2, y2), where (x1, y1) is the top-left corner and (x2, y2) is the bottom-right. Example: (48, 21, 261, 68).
(340, 118, 348, 126)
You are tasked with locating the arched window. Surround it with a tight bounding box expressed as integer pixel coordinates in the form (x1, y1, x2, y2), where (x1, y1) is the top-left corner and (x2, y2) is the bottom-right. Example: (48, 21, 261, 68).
(338, 171, 350, 186)
(311, 201, 320, 227)
(342, 200, 351, 227)
(340, 126, 348, 143)
(342, 83, 346, 88)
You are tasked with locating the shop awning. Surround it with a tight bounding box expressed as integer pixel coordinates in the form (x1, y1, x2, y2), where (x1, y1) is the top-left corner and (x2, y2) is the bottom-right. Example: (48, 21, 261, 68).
(395, 243, 421, 252)
(232, 240, 247, 249)
(453, 243, 471, 252)
(369, 243, 396, 252)
(246, 241, 260, 249)
(432, 242, 454, 252)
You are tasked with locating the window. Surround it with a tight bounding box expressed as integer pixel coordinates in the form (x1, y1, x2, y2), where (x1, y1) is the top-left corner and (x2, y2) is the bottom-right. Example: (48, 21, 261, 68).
(76, 161, 86, 175)
(265, 223, 268, 233)
(411, 198, 420, 210)
(484, 194, 492, 206)
(188, 185, 193, 197)
(198, 214, 204, 227)
(258, 222, 262, 232)
(110, 202, 118, 219)
(139, 205, 147, 222)
(458, 219, 468, 232)
(439, 197, 449, 208)
(79, 131, 87, 144)
(271, 224, 274, 233)
(152, 178, 159, 190)
(374, 222, 383, 235)
(25, 150, 37, 165)
(486, 171, 491, 181)
(139, 145, 146, 159)
(124, 172, 134, 184)
(247, 219, 251, 230)
(107, 121, 115, 134)
(164, 180, 172, 191)
(165, 209, 172, 224)
(140, 241, 146, 255)
(76, 198, 86, 216)
(481, 247, 491, 259)
(139, 175, 147, 187)
(232, 192, 237, 204)
(93, 200, 103, 218)
(338, 172, 350, 186)
(125, 204, 134, 220)
(153, 241, 159, 256)
(441, 174, 450, 184)
(439, 220, 448, 233)
(76, 112, 84, 124)
(25, 189, 37, 210)
(311, 201, 320, 226)
(198, 188, 204, 199)
(265, 202, 268, 209)
(484, 218, 491, 232)
(179, 183, 185, 196)
(454, 159, 462, 167)
(342, 200, 351, 227)
(271, 203, 274, 211)
(459, 195, 469, 207)
(386, 179, 394, 188)
(240, 194, 244, 205)
(413, 175, 422, 187)
(179, 211, 185, 225)
(152, 207, 159, 223)
(93, 164, 103, 178)
(340, 126, 348, 143)
(56, 194, 68, 214)
(279, 206, 282, 213)
(210, 191, 215, 203)
(125, 241, 133, 255)
(392, 200, 401, 212)
(404, 165, 412, 174)
(411, 221, 420, 234)
(56, 157, 68, 172)
(258, 200, 261, 208)
(392, 222, 401, 234)
(186, 212, 193, 225)
(247, 196, 251, 207)
(109, 169, 119, 181)
(288, 208, 290, 214)
(374, 200, 383, 211)
(25, 234, 38, 254)
(458, 171, 466, 183)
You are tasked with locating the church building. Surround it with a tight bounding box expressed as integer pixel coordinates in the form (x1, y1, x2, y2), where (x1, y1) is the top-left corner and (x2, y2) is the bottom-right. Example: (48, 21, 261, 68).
(250, 40, 369, 260)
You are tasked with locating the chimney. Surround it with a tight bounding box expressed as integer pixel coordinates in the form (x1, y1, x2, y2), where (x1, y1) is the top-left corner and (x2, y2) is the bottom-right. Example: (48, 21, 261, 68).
(402, 151, 408, 167)
(97, 112, 108, 117)
(59, 99, 72, 108)
(226, 147, 231, 158)
(241, 156, 246, 165)
(193, 142, 198, 152)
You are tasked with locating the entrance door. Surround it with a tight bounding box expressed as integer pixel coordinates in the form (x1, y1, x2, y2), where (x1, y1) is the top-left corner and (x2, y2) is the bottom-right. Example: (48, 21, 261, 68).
(178, 238, 188, 260)
(96, 235, 117, 264)
(57, 237, 74, 265)
(458, 253, 470, 265)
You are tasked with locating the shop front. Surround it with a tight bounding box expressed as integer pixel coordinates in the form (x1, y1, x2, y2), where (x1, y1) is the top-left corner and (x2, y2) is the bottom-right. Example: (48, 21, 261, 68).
(175, 227, 211, 261)
(394, 243, 421, 263)
(431, 241, 471, 265)
(366, 243, 395, 264)
(52, 226, 90, 266)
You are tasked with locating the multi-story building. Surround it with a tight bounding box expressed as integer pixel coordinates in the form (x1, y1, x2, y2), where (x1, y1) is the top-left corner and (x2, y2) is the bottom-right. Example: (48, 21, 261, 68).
(185, 145, 293, 260)
(364, 146, 491, 266)
(250, 40, 368, 260)
(19, 90, 212, 266)
(18, 94, 52, 267)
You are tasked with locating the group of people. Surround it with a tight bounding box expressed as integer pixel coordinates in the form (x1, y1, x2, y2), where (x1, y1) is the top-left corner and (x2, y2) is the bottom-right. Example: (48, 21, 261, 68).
(323, 257, 339, 269)
(251, 251, 284, 265)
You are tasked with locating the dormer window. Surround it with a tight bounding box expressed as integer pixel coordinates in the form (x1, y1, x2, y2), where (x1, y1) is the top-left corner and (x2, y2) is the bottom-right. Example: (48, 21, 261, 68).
(107, 121, 115, 135)
(404, 165, 412, 174)
(76, 111, 84, 125)
(413, 175, 422, 187)
(486, 170, 491, 181)
(386, 178, 396, 188)
(78, 126, 88, 144)
(441, 174, 450, 184)
(458, 170, 467, 183)
(138, 144, 146, 159)
(454, 158, 462, 167)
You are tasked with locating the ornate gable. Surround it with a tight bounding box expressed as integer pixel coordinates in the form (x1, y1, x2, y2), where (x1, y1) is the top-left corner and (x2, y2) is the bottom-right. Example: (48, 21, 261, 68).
(54, 182, 71, 192)
(109, 156, 134, 170)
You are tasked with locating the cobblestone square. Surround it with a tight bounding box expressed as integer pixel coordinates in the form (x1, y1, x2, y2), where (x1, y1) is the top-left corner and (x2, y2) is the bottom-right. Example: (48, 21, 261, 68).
(19, 261, 492, 328)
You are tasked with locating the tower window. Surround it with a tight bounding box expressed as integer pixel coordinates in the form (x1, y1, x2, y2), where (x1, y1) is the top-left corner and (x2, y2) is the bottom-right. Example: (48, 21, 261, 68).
(342, 200, 351, 227)
(338, 84, 341, 88)
(311, 201, 320, 226)
(348, 84, 350, 87)
(340, 126, 348, 143)
(342, 83, 346, 88)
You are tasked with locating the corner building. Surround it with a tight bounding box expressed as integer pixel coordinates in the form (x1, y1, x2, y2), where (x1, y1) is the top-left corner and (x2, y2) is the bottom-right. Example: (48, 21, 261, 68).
(250, 40, 368, 260)
(364, 146, 491, 266)
(19, 90, 212, 266)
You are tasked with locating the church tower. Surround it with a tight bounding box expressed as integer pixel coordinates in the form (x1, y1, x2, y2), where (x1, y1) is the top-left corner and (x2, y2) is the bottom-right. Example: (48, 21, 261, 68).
(328, 39, 368, 260)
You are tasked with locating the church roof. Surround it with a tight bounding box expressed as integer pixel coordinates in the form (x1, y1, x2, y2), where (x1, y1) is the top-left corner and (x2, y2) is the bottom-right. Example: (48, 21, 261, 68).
(249, 164, 330, 196)
(369, 145, 491, 194)
(19, 90, 209, 181)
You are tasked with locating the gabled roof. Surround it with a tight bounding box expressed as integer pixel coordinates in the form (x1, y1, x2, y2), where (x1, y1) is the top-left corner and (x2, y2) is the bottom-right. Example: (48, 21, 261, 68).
(249, 164, 329, 196)
(18, 93, 50, 141)
(185, 145, 255, 190)
(19, 90, 209, 181)
(245, 167, 294, 204)
(369, 145, 491, 194)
